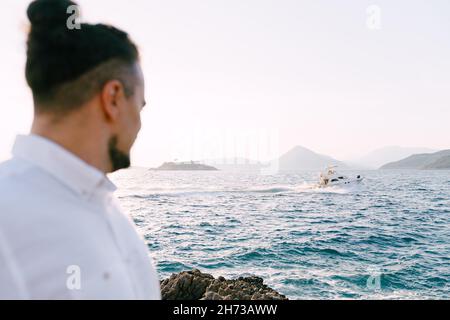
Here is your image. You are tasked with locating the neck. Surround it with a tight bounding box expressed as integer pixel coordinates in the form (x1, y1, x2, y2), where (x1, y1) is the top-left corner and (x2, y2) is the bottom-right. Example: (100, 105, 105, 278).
(31, 112, 111, 174)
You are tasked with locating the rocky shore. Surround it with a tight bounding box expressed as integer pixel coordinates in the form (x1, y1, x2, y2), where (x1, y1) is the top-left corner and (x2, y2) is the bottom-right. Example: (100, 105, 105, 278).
(160, 269, 288, 300)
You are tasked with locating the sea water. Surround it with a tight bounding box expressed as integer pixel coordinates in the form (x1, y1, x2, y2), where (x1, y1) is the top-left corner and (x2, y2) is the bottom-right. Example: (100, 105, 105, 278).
(110, 168, 450, 299)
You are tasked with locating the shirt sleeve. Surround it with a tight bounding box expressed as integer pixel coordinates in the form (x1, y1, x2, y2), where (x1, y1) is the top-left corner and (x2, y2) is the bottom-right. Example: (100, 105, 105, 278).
(0, 229, 29, 299)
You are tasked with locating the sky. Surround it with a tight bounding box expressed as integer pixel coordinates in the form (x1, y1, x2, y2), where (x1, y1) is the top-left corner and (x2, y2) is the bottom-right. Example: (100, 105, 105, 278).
(0, 0, 449, 167)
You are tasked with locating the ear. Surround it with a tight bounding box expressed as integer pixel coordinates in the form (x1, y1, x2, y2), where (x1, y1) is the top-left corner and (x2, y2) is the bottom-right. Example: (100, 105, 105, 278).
(100, 80, 125, 122)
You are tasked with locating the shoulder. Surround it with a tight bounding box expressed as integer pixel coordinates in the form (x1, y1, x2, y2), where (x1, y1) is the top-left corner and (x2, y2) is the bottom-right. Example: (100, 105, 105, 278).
(0, 158, 36, 205)
(0, 157, 39, 204)
(0, 157, 70, 227)
(0, 157, 33, 180)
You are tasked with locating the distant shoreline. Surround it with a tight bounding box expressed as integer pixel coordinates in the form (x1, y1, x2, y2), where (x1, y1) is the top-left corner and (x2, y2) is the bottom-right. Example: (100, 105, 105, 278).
(151, 161, 219, 171)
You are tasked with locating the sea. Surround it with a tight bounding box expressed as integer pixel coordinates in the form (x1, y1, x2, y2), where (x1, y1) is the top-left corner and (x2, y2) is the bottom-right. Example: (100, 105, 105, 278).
(110, 168, 450, 299)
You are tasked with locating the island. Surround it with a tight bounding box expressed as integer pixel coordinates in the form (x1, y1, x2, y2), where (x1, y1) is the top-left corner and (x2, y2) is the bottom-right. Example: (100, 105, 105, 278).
(277, 145, 348, 171)
(152, 161, 219, 171)
(380, 150, 450, 170)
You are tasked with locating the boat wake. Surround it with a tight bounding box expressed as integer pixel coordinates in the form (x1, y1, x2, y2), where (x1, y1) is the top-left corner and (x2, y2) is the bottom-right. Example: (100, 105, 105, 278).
(295, 183, 362, 194)
(247, 186, 295, 194)
(247, 181, 365, 195)
(127, 182, 363, 198)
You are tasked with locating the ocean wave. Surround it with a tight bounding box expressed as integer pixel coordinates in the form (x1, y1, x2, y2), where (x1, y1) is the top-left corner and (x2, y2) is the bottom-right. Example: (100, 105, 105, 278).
(157, 260, 193, 273)
(303, 247, 358, 258)
(113, 168, 450, 299)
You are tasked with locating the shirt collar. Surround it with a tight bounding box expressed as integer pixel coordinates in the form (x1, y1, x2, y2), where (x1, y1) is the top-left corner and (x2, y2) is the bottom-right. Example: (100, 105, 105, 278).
(12, 134, 117, 197)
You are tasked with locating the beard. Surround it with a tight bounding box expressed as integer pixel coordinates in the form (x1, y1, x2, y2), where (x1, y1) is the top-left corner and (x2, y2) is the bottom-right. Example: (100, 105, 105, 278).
(108, 136, 131, 172)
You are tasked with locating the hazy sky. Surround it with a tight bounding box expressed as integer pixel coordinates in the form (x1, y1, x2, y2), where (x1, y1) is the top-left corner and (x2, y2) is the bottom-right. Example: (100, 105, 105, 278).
(1, 0, 449, 166)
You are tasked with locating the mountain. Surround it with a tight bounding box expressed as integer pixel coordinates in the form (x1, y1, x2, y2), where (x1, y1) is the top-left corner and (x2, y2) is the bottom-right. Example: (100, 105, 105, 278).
(422, 155, 450, 169)
(277, 146, 347, 171)
(356, 146, 437, 169)
(380, 150, 450, 170)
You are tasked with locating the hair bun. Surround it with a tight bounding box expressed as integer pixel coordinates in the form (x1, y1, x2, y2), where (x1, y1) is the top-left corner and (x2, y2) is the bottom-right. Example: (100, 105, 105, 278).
(27, 0, 77, 28)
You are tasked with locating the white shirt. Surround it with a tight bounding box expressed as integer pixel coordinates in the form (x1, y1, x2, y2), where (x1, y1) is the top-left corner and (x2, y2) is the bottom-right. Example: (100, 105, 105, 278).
(0, 135, 161, 300)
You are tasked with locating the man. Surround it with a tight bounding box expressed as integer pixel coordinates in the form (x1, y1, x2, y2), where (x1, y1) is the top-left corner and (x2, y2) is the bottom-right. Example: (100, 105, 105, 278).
(0, 0, 161, 299)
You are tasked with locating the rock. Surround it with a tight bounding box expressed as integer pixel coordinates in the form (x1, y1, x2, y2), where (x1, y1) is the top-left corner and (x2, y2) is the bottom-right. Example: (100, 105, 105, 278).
(160, 269, 288, 300)
(160, 269, 213, 300)
(201, 291, 223, 300)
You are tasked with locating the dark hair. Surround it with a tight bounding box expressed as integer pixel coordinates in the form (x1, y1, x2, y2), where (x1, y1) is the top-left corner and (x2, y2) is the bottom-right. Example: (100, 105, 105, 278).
(26, 0, 140, 114)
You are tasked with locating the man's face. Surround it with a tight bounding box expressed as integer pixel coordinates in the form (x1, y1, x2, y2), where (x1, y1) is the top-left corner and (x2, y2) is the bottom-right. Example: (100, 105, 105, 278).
(109, 63, 146, 172)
